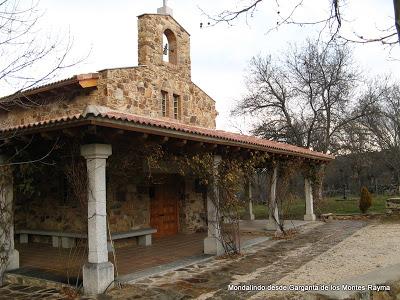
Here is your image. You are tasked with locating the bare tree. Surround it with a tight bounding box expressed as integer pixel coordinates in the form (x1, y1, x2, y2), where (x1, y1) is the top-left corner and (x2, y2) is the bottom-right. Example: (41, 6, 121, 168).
(361, 80, 400, 194)
(232, 39, 367, 203)
(0, 0, 80, 100)
(203, 0, 400, 46)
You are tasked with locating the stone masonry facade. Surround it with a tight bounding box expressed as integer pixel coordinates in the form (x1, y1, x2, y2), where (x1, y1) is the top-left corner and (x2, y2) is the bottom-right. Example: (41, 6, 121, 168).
(0, 14, 217, 130)
(14, 175, 206, 239)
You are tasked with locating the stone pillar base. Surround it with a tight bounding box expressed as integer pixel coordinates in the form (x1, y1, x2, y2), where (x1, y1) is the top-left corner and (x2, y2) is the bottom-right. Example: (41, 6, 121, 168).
(83, 262, 114, 295)
(204, 237, 224, 256)
(6, 249, 19, 271)
(304, 214, 316, 221)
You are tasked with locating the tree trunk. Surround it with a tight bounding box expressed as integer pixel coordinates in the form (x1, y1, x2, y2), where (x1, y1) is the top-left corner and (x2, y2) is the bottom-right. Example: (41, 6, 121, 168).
(311, 164, 326, 209)
(394, 0, 400, 45)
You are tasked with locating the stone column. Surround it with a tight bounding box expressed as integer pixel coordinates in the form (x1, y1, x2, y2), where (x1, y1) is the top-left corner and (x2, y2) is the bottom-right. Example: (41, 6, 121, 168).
(266, 165, 280, 230)
(204, 155, 224, 256)
(243, 180, 255, 220)
(0, 155, 19, 286)
(304, 177, 316, 221)
(81, 144, 114, 295)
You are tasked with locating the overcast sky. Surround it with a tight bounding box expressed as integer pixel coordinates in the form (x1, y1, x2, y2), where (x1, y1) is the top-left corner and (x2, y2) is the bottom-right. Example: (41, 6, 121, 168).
(14, 0, 400, 131)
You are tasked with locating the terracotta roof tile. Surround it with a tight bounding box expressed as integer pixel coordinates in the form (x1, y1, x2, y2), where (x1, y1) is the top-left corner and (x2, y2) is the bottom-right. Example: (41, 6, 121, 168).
(0, 107, 333, 161)
(101, 110, 333, 160)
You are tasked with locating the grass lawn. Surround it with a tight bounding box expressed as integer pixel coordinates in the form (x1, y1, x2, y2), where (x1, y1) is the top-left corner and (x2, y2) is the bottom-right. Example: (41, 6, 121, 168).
(242, 194, 396, 220)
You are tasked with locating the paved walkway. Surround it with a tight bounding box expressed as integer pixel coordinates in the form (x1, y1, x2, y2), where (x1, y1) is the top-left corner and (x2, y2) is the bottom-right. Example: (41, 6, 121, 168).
(240, 219, 312, 232)
(0, 220, 366, 299)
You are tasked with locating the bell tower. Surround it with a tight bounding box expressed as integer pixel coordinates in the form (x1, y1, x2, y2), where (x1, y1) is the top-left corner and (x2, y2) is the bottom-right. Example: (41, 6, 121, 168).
(137, 2, 191, 79)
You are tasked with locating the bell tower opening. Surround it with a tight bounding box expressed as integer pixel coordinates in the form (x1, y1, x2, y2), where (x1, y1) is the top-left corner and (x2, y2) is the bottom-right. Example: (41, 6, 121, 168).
(163, 29, 177, 64)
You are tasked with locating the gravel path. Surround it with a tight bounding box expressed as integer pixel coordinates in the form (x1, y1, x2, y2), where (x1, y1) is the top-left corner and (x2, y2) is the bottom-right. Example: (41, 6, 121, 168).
(253, 222, 400, 299)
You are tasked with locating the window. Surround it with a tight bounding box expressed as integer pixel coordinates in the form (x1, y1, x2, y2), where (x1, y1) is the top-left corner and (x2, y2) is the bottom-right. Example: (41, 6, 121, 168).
(173, 94, 180, 119)
(161, 91, 168, 117)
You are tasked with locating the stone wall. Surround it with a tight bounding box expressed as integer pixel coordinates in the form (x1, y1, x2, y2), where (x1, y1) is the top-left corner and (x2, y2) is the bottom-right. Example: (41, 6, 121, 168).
(179, 178, 207, 233)
(99, 66, 217, 128)
(14, 172, 87, 240)
(107, 183, 150, 233)
(14, 170, 206, 241)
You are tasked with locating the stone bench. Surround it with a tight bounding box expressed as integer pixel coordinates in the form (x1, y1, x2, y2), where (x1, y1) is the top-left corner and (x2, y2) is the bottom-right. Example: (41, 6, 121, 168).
(16, 227, 157, 251)
(107, 228, 157, 252)
(16, 229, 87, 249)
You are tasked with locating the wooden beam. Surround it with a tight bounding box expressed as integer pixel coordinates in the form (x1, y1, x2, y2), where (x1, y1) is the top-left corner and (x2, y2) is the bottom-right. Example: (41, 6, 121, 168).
(190, 141, 204, 149)
(62, 128, 76, 138)
(161, 136, 169, 144)
(86, 125, 97, 135)
(79, 78, 98, 88)
(232, 146, 241, 152)
(17, 135, 32, 143)
(40, 132, 55, 140)
(165, 138, 187, 148)
(174, 139, 187, 147)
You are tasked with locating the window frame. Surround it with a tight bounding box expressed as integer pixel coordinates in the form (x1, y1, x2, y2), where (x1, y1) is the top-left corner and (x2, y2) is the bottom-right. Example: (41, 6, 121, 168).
(161, 90, 168, 117)
(173, 94, 181, 120)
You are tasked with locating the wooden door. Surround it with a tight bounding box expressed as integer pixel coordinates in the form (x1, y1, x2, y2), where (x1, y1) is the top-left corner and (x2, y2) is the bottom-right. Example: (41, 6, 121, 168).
(150, 185, 179, 238)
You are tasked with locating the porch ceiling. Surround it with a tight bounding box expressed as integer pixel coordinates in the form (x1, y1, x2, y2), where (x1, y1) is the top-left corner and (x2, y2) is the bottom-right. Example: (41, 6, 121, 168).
(0, 105, 334, 162)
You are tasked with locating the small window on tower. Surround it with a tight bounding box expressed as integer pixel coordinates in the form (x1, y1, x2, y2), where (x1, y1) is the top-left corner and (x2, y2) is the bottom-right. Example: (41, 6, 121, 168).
(173, 94, 180, 119)
(161, 91, 168, 117)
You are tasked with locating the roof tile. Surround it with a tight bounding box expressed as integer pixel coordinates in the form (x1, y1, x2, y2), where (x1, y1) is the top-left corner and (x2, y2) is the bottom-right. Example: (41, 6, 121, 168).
(0, 107, 333, 161)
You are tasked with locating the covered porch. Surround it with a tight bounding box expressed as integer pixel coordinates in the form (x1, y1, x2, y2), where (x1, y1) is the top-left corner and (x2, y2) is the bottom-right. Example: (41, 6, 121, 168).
(12, 233, 207, 285)
(0, 105, 332, 295)
(9, 230, 266, 286)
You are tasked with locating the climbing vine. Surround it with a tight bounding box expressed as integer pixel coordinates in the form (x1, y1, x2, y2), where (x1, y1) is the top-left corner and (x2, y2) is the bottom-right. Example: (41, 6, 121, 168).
(274, 158, 303, 234)
(104, 140, 269, 255)
(174, 151, 268, 254)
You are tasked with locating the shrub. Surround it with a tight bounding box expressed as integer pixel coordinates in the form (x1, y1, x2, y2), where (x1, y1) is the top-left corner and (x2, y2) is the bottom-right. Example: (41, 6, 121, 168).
(359, 186, 372, 213)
